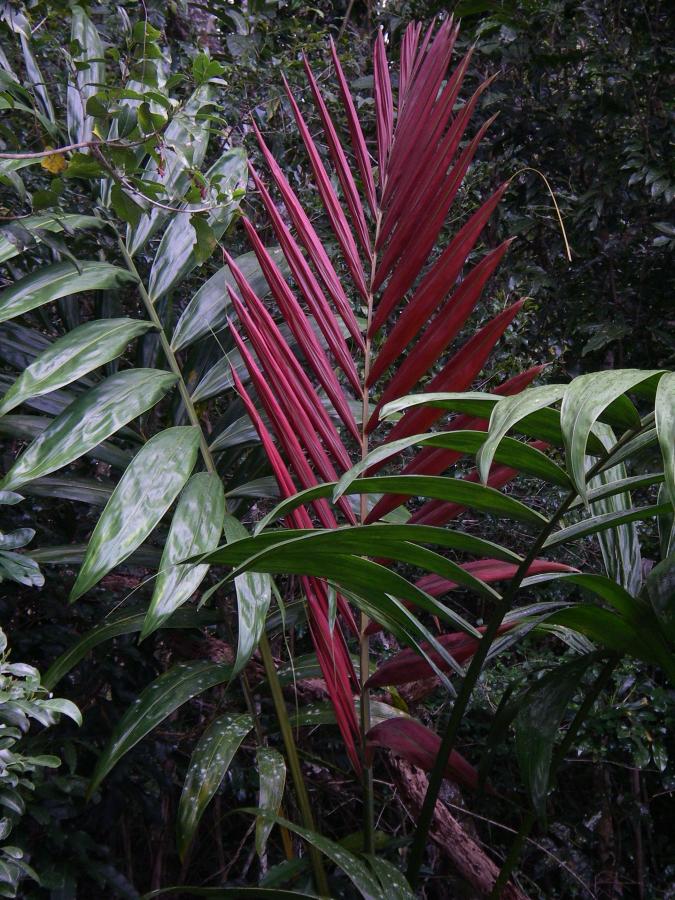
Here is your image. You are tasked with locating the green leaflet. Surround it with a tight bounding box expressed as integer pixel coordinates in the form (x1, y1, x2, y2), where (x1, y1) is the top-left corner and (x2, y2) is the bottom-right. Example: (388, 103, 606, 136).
(70, 426, 200, 601)
(559, 369, 664, 503)
(0, 369, 176, 491)
(255, 748, 286, 858)
(515, 655, 596, 821)
(0, 415, 132, 471)
(148, 148, 247, 302)
(126, 84, 213, 256)
(477, 385, 567, 483)
(19, 33, 55, 124)
(0, 318, 154, 415)
(177, 712, 253, 860)
(240, 810, 387, 900)
(171, 248, 285, 350)
(141, 473, 225, 640)
(88, 661, 232, 797)
(643, 553, 675, 645)
(0, 261, 137, 325)
(67, 5, 104, 145)
(257, 475, 546, 529)
(43, 607, 225, 690)
(207, 524, 520, 567)
(334, 430, 570, 500)
(0, 214, 106, 264)
(22, 475, 114, 506)
(655, 371, 675, 509)
(543, 503, 669, 548)
(222, 515, 272, 677)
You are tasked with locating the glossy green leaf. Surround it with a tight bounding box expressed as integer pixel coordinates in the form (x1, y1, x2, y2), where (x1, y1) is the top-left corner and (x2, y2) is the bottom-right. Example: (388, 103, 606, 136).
(585, 423, 643, 595)
(39, 698, 82, 726)
(209, 524, 520, 567)
(127, 84, 213, 256)
(255, 747, 286, 858)
(67, 5, 105, 145)
(568, 472, 665, 510)
(19, 33, 55, 124)
(70, 426, 200, 601)
(148, 148, 246, 302)
(477, 385, 567, 482)
(22, 475, 113, 506)
(0, 318, 154, 416)
(0, 214, 106, 264)
(171, 249, 284, 351)
(0, 369, 176, 491)
(242, 809, 385, 899)
(515, 654, 596, 821)
(222, 515, 272, 677)
(258, 476, 546, 528)
(43, 607, 224, 690)
(559, 370, 664, 502)
(544, 503, 669, 548)
(335, 430, 570, 501)
(141, 473, 225, 640)
(655, 371, 675, 509)
(177, 713, 253, 860)
(89, 661, 232, 797)
(367, 856, 415, 900)
(0, 261, 137, 325)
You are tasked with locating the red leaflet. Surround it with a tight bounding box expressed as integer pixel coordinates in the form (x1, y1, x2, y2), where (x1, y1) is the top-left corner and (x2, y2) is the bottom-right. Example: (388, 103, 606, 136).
(366, 623, 514, 689)
(251, 128, 362, 345)
(371, 114, 498, 330)
(373, 31, 394, 181)
(229, 323, 337, 529)
(368, 184, 508, 385)
(385, 19, 457, 199)
(383, 39, 468, 222)
(416, 558, 579, 596)
(369, 241, 511, 428)
(398, 21, 421, 102)
(366, 718, 483, 792)
(248, 166, 363, 387)
(303, 56, 370, 256)
(377, 300, 526, 444)
(237, 218, 360, 443)
(228, 288, 356, 525)
(283, 74, 368, 299)
(329, 38, 377, 217)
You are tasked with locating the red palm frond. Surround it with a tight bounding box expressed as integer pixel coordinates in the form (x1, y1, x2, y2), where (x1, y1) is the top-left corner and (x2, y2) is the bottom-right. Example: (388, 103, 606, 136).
(226, 20, 540, 772)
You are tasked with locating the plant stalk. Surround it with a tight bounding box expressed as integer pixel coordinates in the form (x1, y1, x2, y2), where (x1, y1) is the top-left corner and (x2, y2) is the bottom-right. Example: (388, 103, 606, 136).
(488, 655, 618, 897)
(406, 425, 643, 887)
(259, 632, 330, 898)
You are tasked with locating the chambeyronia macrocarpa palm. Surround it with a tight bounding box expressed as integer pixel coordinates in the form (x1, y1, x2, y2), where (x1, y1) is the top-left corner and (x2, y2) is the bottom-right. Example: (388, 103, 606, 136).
(224, 20, 569, 770)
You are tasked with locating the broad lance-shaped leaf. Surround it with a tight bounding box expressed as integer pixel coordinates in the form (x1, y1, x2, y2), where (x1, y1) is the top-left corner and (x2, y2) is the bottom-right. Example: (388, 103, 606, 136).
(644, 553, 675, 645)
(242, 809, 387, 900)
(0, 261, 137, 325)
(255, 747, 286, 858)
(70, 426, 200, 601)
(127, 84, 213, 257)
(560, 369, 665, 503)
(0, 318, 154, 416)
(177, 713, 253, 860)
(222, 514, 272, 677)
(477, 385, 567, 483)
(43, 607, 224, 690)
(67, 4, 104, 145)
(141, 473, 225, 641)
(171, 248, 285, 351)
(655, 371, 675, 509)
(366, 719, 484, 793)
(88, 661, 232, 797)
(0, 369, 177, 492)
(148, 148, 247, 302)
(0, 214, 106, 265)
